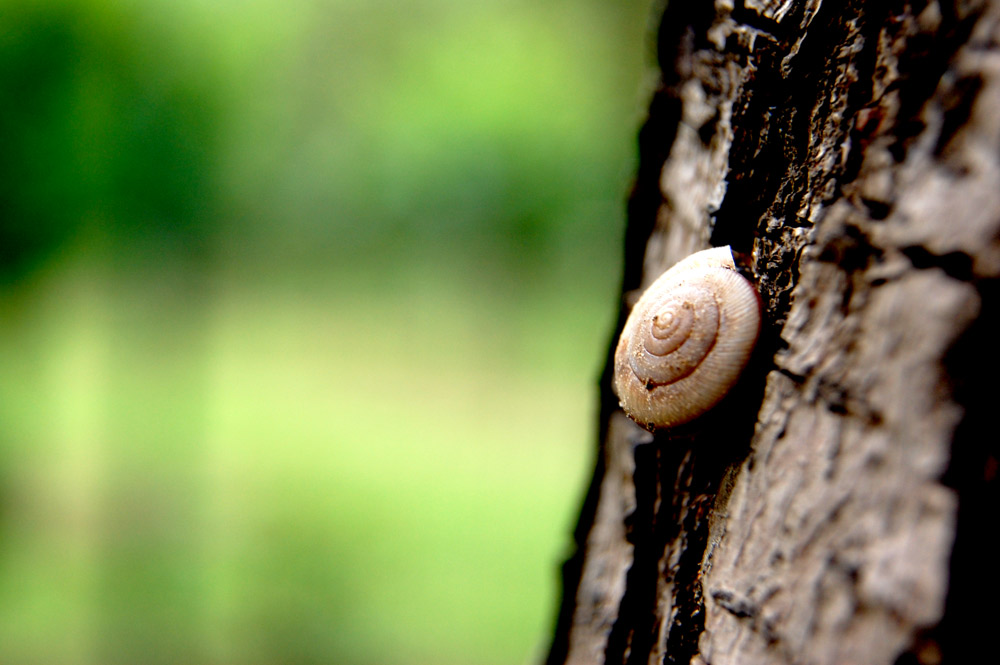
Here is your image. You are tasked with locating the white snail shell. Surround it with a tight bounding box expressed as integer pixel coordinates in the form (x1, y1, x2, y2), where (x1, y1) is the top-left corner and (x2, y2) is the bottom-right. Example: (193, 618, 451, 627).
(612, 246, 761, 429)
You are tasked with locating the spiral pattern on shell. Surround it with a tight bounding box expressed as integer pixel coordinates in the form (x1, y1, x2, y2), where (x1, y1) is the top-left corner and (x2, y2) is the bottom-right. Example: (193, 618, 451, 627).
(612, 246, 761, 429)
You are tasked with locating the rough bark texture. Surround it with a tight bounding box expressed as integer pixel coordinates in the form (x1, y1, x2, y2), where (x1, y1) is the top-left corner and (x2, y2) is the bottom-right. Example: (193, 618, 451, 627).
(546, 2, 1000, 664)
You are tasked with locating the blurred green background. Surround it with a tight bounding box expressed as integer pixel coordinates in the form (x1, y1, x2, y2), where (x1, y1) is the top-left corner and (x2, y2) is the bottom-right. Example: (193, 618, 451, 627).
(0, 0, 652, 663)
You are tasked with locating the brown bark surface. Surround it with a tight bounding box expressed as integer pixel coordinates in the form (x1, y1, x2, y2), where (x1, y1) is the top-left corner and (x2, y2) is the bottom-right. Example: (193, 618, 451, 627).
(546, 2, 1000, 664)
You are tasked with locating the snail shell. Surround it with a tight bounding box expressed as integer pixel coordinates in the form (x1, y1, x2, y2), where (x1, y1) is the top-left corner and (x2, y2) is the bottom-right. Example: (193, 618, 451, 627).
(612, 246, 761, 429)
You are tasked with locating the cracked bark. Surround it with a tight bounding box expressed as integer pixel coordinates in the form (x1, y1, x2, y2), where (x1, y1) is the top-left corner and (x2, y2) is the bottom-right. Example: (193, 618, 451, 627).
(545, 2, 1000, 664)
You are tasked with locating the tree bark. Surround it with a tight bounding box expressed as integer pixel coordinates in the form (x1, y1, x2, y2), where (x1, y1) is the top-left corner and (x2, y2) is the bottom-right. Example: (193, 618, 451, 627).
(546, 2, 1000, 664)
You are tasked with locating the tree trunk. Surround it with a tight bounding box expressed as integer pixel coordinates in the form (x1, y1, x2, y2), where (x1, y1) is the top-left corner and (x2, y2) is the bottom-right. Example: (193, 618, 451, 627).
(545, 2, 1000, 664)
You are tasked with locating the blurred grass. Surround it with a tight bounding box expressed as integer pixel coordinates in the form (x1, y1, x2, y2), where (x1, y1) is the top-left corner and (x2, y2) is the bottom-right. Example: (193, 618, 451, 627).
(0, 0, 653, 663)
(0, 252, 611, 665)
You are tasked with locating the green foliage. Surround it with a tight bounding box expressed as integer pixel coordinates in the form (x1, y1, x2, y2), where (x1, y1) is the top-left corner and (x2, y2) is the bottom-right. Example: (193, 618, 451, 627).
(0, 0, 220, 279)
(0, 0, 651, 663)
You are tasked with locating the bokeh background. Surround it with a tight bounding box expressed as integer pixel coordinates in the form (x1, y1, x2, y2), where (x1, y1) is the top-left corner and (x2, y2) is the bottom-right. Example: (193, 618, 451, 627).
(0, 0, 654, 663)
